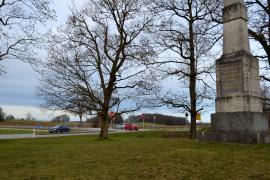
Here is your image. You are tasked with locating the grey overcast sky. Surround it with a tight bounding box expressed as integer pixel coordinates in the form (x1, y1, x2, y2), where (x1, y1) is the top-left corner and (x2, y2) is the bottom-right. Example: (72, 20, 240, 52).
(0, 0, 81, 120)
(0, 0, 211, 121)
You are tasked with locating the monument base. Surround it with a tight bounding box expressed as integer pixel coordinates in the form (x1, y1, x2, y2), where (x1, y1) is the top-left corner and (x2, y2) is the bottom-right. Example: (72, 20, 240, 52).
(212, 112, 268, 132)
(198, 131, 270, 144)
(198, 112, 270, 144)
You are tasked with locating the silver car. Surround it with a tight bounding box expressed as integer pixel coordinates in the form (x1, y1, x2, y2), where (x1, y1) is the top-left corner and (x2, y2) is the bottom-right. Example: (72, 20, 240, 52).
(115, 123, 125, 129)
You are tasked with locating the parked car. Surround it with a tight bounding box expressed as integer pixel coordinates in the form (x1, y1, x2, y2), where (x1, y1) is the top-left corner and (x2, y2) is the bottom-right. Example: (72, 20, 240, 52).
(115, 123, 125, 129)
(48, 125, 71, 134)
(125, 123, 139, 131)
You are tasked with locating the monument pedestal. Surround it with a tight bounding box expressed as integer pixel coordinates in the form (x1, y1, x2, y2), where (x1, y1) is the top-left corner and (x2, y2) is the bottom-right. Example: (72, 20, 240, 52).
(199, 52, 270, 143)
(198, 130, 270, 144)
(215, 51, 263, 113)
(199, 112, 269, 143)
(199, 111, 269, 143)
(199, 0, 269, 143)
(212, 112, 268, 132)
(200, 51, 270, 144)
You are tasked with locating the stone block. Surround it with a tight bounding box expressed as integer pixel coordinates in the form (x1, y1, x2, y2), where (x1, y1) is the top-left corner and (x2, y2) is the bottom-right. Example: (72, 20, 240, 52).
(264, 134, 270, 143)
(198, 131, 270, 144)
(216, 96, 263, 113)
(216, 51, 262, 113)
(224, 0, 244, 7)
(211, 112, 268, 132)
(223, 19, 250, 54)
(223, 2, 247, 22)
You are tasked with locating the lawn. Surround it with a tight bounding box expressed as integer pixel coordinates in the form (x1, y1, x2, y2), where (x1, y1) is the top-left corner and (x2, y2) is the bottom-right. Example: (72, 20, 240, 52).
(0, 131, 270, 180)
(0, 120, 90, 128)
(0, 128, 36, 135)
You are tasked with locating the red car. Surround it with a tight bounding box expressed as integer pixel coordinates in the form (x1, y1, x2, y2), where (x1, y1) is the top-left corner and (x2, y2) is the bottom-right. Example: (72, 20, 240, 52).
(125, 123, 139, 131)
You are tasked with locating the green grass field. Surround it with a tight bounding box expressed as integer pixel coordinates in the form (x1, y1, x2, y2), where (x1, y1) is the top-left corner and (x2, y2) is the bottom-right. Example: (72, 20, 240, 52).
(0, 128, 36, 135)
(1, 131, 270, 180)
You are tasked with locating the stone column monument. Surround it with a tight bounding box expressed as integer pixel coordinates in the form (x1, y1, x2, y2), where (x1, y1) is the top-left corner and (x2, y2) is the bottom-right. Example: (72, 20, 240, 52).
(200, 0, 269, 143)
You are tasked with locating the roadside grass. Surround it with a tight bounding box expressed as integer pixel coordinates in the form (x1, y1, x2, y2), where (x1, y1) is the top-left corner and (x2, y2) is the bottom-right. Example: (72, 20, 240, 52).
(0, 120, 206, 131)
(136, 122, 189, 130)
(0, 120, 87, 128)
(0, 128, 92, 135)
(0, 128, 36, 135)
(1, 131, 270, 180)
(0, 120, 59, 127)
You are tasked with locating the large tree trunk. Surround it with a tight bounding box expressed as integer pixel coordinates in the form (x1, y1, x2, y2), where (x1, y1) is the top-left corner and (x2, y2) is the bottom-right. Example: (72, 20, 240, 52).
(99, 73, 116, 139)
(189, 60, 197, 139)
(189, 110, 197, 139)
(79, 114, 83, 128)
(189, 70, 197, 139)
(188, 1, 197, 139)
(99, 111, 109, 139)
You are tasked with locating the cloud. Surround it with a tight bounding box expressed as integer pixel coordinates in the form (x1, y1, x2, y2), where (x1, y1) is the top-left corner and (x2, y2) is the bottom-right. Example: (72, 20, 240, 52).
(0, 60, 39, 106)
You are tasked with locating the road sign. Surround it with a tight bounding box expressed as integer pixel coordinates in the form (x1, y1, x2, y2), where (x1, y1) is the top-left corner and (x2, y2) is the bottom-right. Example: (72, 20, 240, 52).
(109, 112, 116, 119)
(140, 114, 145, 130)
(196, 113, 201, 121)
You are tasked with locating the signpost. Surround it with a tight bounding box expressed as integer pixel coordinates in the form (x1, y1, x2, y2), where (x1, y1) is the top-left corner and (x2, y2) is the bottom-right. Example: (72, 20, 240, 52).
(33, 127, 36, 139)
(109, 112, 116, 129)
(140, 114, 145, 130)
(185, 113, 189, 131)
(153, 115, 156, 129)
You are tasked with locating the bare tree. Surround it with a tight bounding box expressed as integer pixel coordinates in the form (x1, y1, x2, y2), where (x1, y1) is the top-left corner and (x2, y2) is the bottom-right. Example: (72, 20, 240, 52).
(65, 99, 88, 128)
(149, 0, 222, 139)
(39, 0, 155, 139)
(246, 0, 270, 82)
(25, 112, 35, 121)
(52, 114, 70, 123)
(38, 85, 89, 127)
(0, 0, 54, 67)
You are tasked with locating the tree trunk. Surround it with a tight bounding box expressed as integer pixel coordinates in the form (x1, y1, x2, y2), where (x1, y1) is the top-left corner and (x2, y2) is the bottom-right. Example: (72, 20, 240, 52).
(99, 74, 115, 139)
(79, 114, 83, 128)
(99, 110, 109, 139)
(189, 111, 197, 139)
(188, 1, 197, 139)
(189, 69, 197, 139)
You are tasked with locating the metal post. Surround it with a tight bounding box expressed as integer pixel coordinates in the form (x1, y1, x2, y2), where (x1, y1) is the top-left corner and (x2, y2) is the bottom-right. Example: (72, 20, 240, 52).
(33, 128, 36, 139)
(185, 113, 189, 131)
(153, 115, 156, 129)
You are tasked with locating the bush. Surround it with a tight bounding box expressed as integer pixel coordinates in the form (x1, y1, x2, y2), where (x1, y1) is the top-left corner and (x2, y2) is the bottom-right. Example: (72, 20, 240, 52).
(5, 115, 15, 121)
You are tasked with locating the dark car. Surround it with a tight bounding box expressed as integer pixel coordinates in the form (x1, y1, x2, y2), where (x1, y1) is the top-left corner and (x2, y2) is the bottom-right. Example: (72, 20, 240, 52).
(48, 125, 71, 134)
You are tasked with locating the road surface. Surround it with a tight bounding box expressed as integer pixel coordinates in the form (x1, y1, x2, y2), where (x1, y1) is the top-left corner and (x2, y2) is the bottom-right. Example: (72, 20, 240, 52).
(0, 128, 125, 139)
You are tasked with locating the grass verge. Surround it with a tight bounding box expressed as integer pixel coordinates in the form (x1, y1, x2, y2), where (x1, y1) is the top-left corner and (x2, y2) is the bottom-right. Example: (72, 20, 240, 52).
(0, 128, 36, 135)
(0, 131, 270, 180)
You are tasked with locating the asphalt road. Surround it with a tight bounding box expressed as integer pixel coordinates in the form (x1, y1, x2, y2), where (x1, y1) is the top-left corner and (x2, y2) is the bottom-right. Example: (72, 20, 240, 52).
(0, 128, 125, 140)
(0, 132, 99, 139)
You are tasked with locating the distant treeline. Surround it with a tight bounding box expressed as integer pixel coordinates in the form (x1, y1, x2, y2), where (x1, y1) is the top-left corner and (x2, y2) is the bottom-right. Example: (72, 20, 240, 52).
(86, 114, 124, 128)
(127, 114, 187, 125)
(51, 114, 70, 123)
(85, 113, 188, 127)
